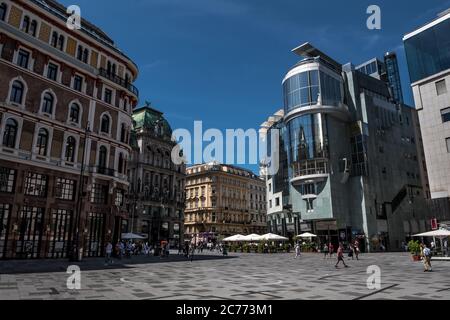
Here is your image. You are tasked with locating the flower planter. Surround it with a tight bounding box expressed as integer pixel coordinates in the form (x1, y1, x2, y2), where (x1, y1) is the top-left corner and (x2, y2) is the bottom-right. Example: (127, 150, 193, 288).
(411, 255, 421, 262)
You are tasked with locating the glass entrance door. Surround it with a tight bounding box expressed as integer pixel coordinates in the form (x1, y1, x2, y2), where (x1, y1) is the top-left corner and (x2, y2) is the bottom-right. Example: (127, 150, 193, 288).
(47, 209, 73, 258)
(16, 206, 44, 259)
(0, 204, 11, 259)
(85, 212, 105, 257)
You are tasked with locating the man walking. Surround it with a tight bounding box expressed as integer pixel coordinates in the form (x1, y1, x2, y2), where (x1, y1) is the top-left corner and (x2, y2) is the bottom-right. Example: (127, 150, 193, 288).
(294, 243, 301, 259)
(423, 244, 432, 272)
(105, 242, 113, 266)
(335, 243, 349, 268)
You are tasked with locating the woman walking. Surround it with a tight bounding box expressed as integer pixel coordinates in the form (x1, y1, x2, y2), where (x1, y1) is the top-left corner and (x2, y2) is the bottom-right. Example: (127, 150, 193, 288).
(323, 243, 329, 259)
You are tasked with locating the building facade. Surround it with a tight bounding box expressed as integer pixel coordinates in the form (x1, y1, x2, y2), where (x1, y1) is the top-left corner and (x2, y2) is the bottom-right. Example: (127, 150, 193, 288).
(185, 162, 267, 242)
(0, 0, 138, 259)
(128, 105, 186, 249)
(262, 43, 438, 251)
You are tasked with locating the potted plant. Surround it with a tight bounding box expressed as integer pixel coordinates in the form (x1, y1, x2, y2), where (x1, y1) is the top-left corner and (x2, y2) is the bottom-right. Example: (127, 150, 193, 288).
(408, 240, 421, 261)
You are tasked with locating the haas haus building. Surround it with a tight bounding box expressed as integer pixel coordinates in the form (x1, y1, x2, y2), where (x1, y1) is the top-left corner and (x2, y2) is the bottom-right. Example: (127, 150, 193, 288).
(0, 0, 139, 259)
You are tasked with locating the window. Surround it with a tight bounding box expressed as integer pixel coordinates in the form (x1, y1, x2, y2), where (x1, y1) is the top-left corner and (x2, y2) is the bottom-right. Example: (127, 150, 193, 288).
(0, 3, 7, 21)
(300, 183, 316, 195)
(118, 153, 124, 174)
(436, 79, 447, 96)
(275, 197, 280, 206)
(268, 183, 272, 192)
(10, 80, 24, 104)
(65, 136, 76, 162)
(446, 138, 450, 153)
(36, 128, 49, 156)
(41, 92, 54, 114)
(98, 146, 107, 168)
(269, 200, 272, 208)
(51, 32, 58, 48)
(3, 119, 18, 148)
(441, 108, 450, 123)
(55, 178, 75, 200)
(69, 103, 80, 123)
(77, 46, 83, 61)
(47, 63, 58, 81)
(91, 184, 107, 204)
(115, 190, 124, 206)
(0, 167, 16, 193)
(83, 49, 89, 64)
(100, 115, 110, 134)
(30, 20, 37, 37)
(24, 172, 48, 197)
(21, 16, 30, 33)
(120, 123, 126, 142)
(58, 35, 65, 51)
(73, 75, 83, 92)
(104, 89, 112, 104)
(17, 49, 30, 69)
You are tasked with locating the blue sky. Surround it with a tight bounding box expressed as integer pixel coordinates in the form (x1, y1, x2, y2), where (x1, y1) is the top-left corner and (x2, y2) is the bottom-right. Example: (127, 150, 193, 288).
(61, 0, 450, 173)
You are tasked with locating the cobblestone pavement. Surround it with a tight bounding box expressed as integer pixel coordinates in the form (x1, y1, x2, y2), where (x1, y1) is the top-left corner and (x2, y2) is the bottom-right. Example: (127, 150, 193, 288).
(0, 252, 449, 300)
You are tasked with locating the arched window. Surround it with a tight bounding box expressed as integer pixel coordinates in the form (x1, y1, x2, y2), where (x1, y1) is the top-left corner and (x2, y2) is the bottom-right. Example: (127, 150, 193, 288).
(100, 114, 110, 134)
(10, 80, 24, 104)
(41, 92, 54, 114)
(0, 3, 7, 21)
(21, 16, 30, 33)
(69, 103, 80, 123)
(99, 146, 107, 168)
(36, 128, 49, 156)
(3, 119, 18, 148)
(51, 32, 58, 48)
(65, 136, 76, 162)
(120, 123, 126, 143)
(58, 35, 65, 51)
(118, 153, 124, 174)
(30, 20, 37, 37)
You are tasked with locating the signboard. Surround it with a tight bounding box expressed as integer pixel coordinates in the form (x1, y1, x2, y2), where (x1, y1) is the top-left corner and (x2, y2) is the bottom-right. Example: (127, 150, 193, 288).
(315, 220, 337, 231)
(431, 218, 438, 230)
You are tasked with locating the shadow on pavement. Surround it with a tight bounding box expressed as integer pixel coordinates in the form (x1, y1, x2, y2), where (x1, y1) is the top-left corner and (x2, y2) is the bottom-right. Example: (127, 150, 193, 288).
(0, 254, 237, 275)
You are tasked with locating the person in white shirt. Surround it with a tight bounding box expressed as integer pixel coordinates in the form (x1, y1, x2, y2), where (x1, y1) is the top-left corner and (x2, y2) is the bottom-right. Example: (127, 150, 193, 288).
(422, 244, 432, 272)
(105, 242, 113, 266)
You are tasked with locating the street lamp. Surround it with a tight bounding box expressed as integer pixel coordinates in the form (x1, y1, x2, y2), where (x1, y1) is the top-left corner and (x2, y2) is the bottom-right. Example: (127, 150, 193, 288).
(69, 122, 91, 262)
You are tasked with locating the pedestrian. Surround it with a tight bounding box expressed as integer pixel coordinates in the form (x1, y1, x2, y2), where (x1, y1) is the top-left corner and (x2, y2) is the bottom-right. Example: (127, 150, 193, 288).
(323, 243, 329, 259)
(348, 245, 354, 260)
(329, 243, 334, 259)
(104, 241, 113, 266)
(294, 243, 301, 259)
(335, 243, 349, 268)
(444, 239, 448, 257)
(354, 240, 360, 260)
(422, 244, 433, 272)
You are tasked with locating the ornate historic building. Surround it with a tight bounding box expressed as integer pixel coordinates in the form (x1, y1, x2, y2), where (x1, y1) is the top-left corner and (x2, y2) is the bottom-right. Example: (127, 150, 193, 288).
(128, 104, 186, 249)
(185, 162, 267, 242)
(0, 0, 138, 259)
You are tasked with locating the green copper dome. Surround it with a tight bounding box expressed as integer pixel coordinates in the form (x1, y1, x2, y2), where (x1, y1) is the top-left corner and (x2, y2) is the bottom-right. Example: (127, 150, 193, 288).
(132, 104, 173, 139)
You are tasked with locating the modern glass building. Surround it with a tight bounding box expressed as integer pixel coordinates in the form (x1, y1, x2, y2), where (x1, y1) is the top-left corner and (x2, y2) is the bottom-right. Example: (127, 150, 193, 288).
(403, 8, 450, 226)
(263, 42, 437, 251)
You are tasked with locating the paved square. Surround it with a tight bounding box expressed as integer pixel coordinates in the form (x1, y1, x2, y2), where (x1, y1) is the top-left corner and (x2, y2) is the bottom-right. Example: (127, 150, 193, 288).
(0, 252, 449, 300)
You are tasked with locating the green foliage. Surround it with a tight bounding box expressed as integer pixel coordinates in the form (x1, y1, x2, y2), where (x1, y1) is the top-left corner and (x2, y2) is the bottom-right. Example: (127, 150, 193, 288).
(408, 240, 421, 255)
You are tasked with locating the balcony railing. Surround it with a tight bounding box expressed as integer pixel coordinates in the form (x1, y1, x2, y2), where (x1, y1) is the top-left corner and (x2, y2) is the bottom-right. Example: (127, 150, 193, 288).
(96, 166, 115, 177)
(292, 158, 329, 178)
(99, 68, 139, 97)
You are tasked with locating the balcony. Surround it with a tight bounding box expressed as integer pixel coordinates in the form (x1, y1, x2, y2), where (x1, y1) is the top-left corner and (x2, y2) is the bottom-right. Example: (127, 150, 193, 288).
(99, 68, 139, 98)
(290, 159, 329, 185)
(96, 166, 115, 177)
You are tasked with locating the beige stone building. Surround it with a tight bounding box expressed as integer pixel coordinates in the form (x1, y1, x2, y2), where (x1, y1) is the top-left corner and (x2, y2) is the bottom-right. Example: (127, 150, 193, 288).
(0, 0, 138, 259)
(184, 162, 267, 242)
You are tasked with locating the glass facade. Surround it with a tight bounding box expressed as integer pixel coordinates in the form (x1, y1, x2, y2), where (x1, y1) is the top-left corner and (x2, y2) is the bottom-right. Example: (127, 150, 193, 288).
(283, 69, 342, 113)
(404, 18, 450, 83)
(384, 53, 404, 103)
(286, 114, 329, 178)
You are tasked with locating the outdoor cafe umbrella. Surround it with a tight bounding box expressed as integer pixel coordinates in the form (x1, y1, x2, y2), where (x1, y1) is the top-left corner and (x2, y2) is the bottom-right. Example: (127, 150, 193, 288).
(223, 234, 246, 242)
(413, 229, 450, 255)
(242, 234, 261, 241)
(121, 233, 147, 240)
(256, 233, 288, 241)
(296, 232, 317, 238)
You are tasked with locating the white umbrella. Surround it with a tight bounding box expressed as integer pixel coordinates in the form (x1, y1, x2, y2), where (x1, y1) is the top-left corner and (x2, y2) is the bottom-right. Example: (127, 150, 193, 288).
(413, 229, 450, 237)
(121, 233, 147, 240)
(296, 232, 317, 238)
(223, 234, 246, 242)
(242, 234, 261, 241)
(257, 233, 288, 241)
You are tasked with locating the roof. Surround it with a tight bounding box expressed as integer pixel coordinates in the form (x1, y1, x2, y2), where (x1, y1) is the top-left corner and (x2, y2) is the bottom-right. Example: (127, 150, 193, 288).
(132, 105, 173, 139)
(292, 42, 342, 72)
